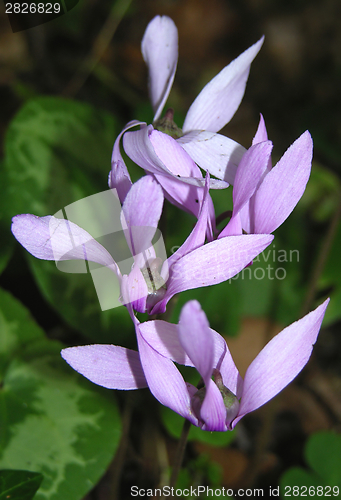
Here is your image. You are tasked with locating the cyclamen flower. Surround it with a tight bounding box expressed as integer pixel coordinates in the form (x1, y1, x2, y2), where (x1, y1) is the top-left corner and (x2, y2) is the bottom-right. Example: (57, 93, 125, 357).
(61, 298, 329, 431)
(11, 175, 273, 315)
(218, 116, 313, 237)
(111, 15, 263, 215)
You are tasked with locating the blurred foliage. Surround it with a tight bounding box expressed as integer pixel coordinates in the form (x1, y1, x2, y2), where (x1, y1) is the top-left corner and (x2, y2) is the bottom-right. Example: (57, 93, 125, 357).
(280, 431, 341, 497)
(3, 97, 134, 344)
(0, 288, 122, 500)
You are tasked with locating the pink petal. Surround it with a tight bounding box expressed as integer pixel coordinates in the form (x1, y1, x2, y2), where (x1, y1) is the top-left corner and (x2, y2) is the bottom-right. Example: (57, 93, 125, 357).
(136, 327, 197, 424)
(164, 172, 210, 272)
(152, 234, 273, 314)
(219, 142, 272, 237)
(200, 379, 229, 432)
(252, 113, 269, 145)
(219, 212, 243, 237)
(177, 131, 246, 184)
(141, 16, 178, 121)
(122, 264, 148, 313)
(61, 344, 147, 390)
(139, 320, 191, 366)
(11, 214, 117, 270)
(233, 298, 329, 427)
(253, 131, 313, 234)
(183, 37, 264, 133)
(123, 126, 227, 188)
(178, 301, 214, 383)
(232, 140, 273, 215)
(110, 120, 142, 203)
(121, 175, 164, 257)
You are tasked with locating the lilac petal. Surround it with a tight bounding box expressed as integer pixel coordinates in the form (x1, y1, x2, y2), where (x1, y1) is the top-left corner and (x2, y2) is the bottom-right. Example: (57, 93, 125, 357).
(164, 172, 210, 272)
(218, 343, 243, 400)
(136, 326, 197, 424)
(233, 298, 329, 427)
(110, 120, 144, 203)
(141, 16, 178, 122)
(122, 265, 148, 313)
(123, 126, 228, 188)
(241, 115, 271, 234)
(219, 213, 243, 237)
(140, 314, 237, 380)
(153, 234, 273, 314)
(139, 320, 192, 366)
(150, 129, 202, 177)
(200, 379, 228, 431)
(219, 141, 272, 238)
(178, 301, 215, 383)
(121, 175, 164, 257)
(150, 130, 206, 217)
(232, 140, 273, 215)
(253, 131, 313, 234)
(252, 114, 268, 145)
(183, 37, 264, 133)
(177, 131, 246, 184)
(61, 344, 147, 389)
(11, 214, 118, 270)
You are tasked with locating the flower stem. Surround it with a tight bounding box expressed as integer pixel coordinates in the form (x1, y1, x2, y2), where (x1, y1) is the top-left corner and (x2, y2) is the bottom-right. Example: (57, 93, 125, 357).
(168, 418, 191, 490)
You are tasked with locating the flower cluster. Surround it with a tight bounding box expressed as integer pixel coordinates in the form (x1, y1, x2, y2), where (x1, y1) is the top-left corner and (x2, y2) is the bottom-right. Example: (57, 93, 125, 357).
(12, 15, 328, 431)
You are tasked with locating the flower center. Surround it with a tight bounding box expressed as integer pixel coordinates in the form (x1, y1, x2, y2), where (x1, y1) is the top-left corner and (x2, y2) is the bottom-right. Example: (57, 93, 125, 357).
(191, 369, 240, 426)
(153, 108, 183, 139)
(141, 258, 167, 308)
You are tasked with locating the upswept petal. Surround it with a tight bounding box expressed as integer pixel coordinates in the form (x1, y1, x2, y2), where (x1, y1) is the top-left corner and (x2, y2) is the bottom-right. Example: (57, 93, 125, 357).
(110, 120, 144, 203)
(150, 129, 206, 217)
(253, 131, 313, 234)
(121, 175, 164, 257)
(234, 298, 329, 427)
(139, 315, 238, 383)
(122, 264, 148, 313)
(177, 131, 246, 184)
(11, 214, 118, 271)
(135, 326, 197, 424)
(164, 172, 210, 273)
(141, 15, 178, 122)
(182, 37, 264, 133)
(232, 141, 273, 215)
(61, 344, 147, 390)
(139, 320, 192, 366)
(177, 301, 235, 431)
(218, 141, 273, 239)
(123, 125, 228, 188)
(200, 380, 229, 431)
(178, 301, 214, 383)
(219, 212, 243, 237)
(152, 234, 273, 314)
(150, 129, 202, 177)
(252, 113, 268, 145)
(239, 116, 271, 232)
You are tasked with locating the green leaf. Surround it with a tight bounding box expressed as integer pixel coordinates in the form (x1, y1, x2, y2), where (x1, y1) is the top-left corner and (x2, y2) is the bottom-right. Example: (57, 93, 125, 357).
(0, 287, 45, 380)
(0, 163, 14, 276)
(5, 96, 117, 217)
(0, 289, 122, 500)
(305, 432, 341, 486)
(318, 222, 341, 325)
(0, 470, 43, 500)
(4, 96, 136, 343)
(280, 431, 341, 497)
